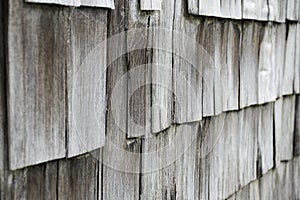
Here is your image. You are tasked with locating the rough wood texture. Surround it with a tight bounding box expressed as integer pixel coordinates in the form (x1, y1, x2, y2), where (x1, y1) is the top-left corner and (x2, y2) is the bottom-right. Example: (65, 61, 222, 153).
(67, 8, 108, 158)
(0, 0, 6, 172)
(286, 0, 300, 21)
(141, 0, 161, 10)
(282, 24, 297, 96)
(25, 0, 115, 9)
(226, 157, 300, 199)
(141, 123, 200, 200)
(187, 0, 242, 19)
(275, 96, 296, 163)
(173, 4, 203, 124)
(58, 151, 100, 200)
(188, 0, 286, 22)
(102, 0, 141, 199)
(240, 21, 262, 108)
(7, 1, 67, 170)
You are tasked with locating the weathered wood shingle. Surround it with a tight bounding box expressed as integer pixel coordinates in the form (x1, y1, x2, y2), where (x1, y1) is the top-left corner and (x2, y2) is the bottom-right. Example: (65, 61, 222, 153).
(7, 2, 67, 170)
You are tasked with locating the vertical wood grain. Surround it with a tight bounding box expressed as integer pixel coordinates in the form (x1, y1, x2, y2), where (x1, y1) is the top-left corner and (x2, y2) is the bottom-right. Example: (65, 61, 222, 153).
(67, 8, 108, 157)
(7, 1, 67, 170)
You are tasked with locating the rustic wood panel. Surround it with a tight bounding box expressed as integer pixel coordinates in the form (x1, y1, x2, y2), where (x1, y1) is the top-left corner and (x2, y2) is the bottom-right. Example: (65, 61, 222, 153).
(25, 0, 115, 9)
(7, 1, 67, 170)
(140, 0, 161, 10)
(67, 8, 108, 158)
(275, 95, 295, 163)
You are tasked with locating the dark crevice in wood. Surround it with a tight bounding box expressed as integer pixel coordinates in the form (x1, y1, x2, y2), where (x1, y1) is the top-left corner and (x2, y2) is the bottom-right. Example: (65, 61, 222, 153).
(138, 138, 143, 200)
(256, 147, 263, 178)
(272, 103, 276, 168)
(64, 7, 71, 159)
(2, 0, 9, 172)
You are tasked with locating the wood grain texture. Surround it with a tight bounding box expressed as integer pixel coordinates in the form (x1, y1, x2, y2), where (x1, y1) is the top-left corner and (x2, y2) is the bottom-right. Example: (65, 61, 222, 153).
(257, 23, 276, 104)
(7, 1, 67, 170)
(226, 157, 300, 199)
(173, 0, 203, 123)
(140, 123, 200, 200)
(275, 95, 295, 163)
(140, 0, 161, 10)
(25, 0, 115, 9)
(102, 0, 141, 199)
(240, 21, 262, 108)
(58, 151, 100, 200)
(282, 23, 296, 96)
(0, 0, 6, 172)
(187, 0, 286, 22)
(67, 8, 108, 158)
(274, 24, 287, 97)
(286, 0, 300, 21)
(196, 0, 242, 19)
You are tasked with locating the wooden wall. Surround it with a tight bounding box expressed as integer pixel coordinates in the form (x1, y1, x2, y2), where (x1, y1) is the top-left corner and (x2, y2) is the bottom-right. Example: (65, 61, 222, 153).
(1, 0, 300, 199)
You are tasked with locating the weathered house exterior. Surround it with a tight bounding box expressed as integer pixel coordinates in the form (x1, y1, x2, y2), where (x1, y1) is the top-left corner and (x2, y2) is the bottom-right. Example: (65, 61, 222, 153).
(0, 0, 300, 199)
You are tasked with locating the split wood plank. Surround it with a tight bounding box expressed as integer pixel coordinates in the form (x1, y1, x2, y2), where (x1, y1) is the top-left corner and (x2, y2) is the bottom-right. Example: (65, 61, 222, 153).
(274, 24, 287, 97)
(274, 95, 296, 163)
(257, 103, 274, 175)
(7, 1, 67, 170)
(282, 23, 297, 96)
(140, 0, 161, 10)
(216, 20, 241, 112)
(150, 0, 173, 134)
(173, 1, 203, 123)
(198, 18, 216, 117)
(240, 21, 262, 108)
(257, 23, 277, 104)
(25, 0, 115, 9)
(67, 8, 108, 158)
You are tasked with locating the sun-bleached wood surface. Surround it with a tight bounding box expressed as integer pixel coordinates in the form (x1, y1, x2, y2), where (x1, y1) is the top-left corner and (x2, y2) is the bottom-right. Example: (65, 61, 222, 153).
(1, 0, 300, 198)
